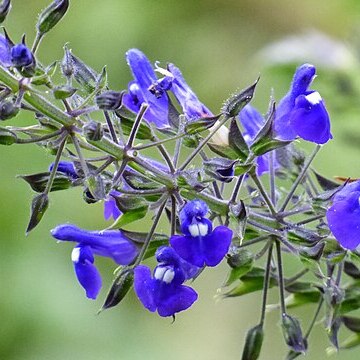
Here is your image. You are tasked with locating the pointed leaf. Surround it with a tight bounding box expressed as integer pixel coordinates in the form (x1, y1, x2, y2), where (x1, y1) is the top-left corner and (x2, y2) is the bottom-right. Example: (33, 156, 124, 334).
(26, 193, 49, 234)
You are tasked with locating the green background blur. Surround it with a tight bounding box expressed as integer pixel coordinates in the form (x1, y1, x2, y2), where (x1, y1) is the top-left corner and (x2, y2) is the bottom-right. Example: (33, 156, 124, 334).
(2, 1, 360, 359)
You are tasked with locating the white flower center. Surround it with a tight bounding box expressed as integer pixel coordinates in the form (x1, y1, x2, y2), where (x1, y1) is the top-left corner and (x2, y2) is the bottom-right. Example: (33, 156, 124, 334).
(71, 247, 81, 263)
(305, 91, 322, 105)
(188, 222, 208, 237)
(154, 266, 175, 284)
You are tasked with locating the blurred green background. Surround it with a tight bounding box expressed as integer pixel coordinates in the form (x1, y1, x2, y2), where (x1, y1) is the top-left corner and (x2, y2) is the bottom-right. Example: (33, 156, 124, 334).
(2, 0, 360, 359)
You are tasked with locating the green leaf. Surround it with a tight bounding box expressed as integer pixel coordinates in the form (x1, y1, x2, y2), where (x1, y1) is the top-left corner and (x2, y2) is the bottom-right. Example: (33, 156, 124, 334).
(223, 267, 277, 297)
(228, 117, 249, 161)
(343, 316, 360, 333)
(208, 142, 243, 160)
(224, 249, 254, 286)
(312, 170, 340, 191)
(0, 127, 17, 145)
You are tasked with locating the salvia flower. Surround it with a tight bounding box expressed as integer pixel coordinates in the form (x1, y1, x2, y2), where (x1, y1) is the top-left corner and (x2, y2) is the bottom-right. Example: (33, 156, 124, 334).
(326, 181, 360, 250)
(274, 63, 332, 144)
(170, 199, 233, 267)
(239, 104, 279, 176)
(122, 49, 169, 129)
(51, 224, 139, 299)
(134, 246, 198, 317)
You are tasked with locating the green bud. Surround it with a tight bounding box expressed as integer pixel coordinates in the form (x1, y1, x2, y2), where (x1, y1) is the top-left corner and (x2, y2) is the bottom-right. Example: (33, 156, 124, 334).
(281, 314, 306, 353)
(37, 0, 69, 35)
(223, 77, 259, 118)
(26, 193, 49, 234)
(100, 268, 134, 311)
(241, 324, 264, 360)
(71, 52, 97, 93)
(0, 0, 11, 24)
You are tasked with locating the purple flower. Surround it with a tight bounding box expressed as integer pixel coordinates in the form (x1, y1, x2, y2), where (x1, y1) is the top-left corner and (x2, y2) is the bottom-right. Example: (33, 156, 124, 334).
(49, 161, 78, 179)
(0, 34, 12, 67)
(51, 224, 139, 299)
(239, 105, 280, 176)
(122, 49, 169, 129)
(274, 63, 332, 144)
(170, 199, 233, 267)
(326, 181, 360, 250)
(134, 246, 198, 317)
(103, 190, 122, 221)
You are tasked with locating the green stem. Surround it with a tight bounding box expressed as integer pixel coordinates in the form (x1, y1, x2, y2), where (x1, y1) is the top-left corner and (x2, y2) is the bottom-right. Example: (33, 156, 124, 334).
(133, 198, 168, 267)
(15, 128, 64, 144)
(44, 134, 68, 195)
(260, 241, 274, 326)
(279, 144, 321, 212)
(275, 239, 286, 316)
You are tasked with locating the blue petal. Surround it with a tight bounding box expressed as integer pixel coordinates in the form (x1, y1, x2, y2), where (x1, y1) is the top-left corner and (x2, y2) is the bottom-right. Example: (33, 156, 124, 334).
(156, 282, 198, 317)
(11, 43, 33, 67)
(290, 92, 332, 144)
(51, 224, 138, 264)
(125, 49, 169, 128)
(0, 34, 12, 67)
(103, 190, 122, 221)
(239, 105, 264, 141)
(333, 181, 360, 202)
(72, 246, 102, 299)
(134, 265, 157, 312)
(274, 64, 316, 141)
(179, 199, 210, 235)
(49, 161, 78, 179)
(327, 191, 360, 250)
(167, 63, 212, 120)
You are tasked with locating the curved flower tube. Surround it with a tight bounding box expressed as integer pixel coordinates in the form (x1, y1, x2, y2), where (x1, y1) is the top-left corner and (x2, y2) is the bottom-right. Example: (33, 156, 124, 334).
(51, 224, 139, 299)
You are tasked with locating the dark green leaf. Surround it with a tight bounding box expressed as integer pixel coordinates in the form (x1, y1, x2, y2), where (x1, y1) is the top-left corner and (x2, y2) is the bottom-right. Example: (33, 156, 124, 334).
(241, 324, 264, 360)
(344, 261, 360, 279)
(312, 170, 340, 191)
(343, 316, 360, 333)
(228, 117, 249, 161)
(0, 127, 17, 145)
(185, 114, 220, 135)
(224, 249, 253, 286)
(19, 172, 72, 193)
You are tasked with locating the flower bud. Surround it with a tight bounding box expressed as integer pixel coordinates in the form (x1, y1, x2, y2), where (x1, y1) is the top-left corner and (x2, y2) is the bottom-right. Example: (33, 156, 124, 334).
(37, 0, 69, 35)
(96, 90, 123, 110)
(61, 43, 73, 77)
(204, 157, 237, 183)
(0, 0, 11, 24)
(70, 52, 97, 93)
(241, 324, 264, 360)
(26, 193, 49, 234)
(83, 120, 103, 141)
(281, 314, 306, 353)
(11, 43, 33, 67)
(0, 98, 18, 120)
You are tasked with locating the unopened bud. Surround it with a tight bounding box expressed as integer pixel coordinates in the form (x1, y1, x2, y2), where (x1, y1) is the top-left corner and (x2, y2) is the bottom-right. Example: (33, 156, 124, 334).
(37, 0, 69, 35)
(83, 120, 103, 141)
(61, 43, 73, 77)
(96, 90, 123, 110)
(0, 0, 11, 24)
(0, 98, 18, 120)
(281, 314, 306, 353)
(70, 52, 97, 93)
(204, 157, 237, 183)
(241, 324, 264, 360)
(11, 43, 33, 67)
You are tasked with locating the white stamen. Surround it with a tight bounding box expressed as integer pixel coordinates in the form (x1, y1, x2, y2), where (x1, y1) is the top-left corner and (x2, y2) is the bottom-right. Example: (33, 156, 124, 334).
(154, 266, 167, 280)
(154, 63, 174, 78)
(188, 223, 208, 237)
(305, 91, 322, 105)
(162, 269, 175, 284)
(71, 247, 81, 263)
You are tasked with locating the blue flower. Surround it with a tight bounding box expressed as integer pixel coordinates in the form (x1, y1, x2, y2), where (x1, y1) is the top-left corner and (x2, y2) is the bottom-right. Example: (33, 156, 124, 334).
(0, 34, 12, 67)
(274, 63, 332, 144)
(134, 246, 198, 317)
(326, 181, 360, 250)
(170, 199, 233, 267)
(122, 49, 169, 129)
(154, 63, 212, 121)
(103, 190, 122, 221)
(239, 105, 280, 176)
(49, 161, 78, 179)
(51, 224, 139, 299)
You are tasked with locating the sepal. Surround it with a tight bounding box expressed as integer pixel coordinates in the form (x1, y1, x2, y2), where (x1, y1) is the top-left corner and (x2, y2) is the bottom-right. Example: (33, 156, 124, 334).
(26, 193, 49, 234)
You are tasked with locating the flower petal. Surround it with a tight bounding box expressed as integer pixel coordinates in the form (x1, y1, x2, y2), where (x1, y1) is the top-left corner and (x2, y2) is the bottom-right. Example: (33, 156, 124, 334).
(72, 246, 102, 299)
(156, 283, 198, 317)
(170, 234, 204, 267)
(327, 191, 360, 250)
(134, 265, 157, 312)
(0, 34, 12, 67)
